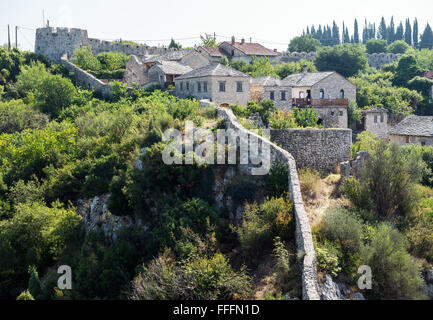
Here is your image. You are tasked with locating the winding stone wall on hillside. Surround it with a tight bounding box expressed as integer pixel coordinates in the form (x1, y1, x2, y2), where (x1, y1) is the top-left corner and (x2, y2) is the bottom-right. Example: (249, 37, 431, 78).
(60, 55, 113, 99)
(271, 129, 352, 172)
(217, 107, 320, 300)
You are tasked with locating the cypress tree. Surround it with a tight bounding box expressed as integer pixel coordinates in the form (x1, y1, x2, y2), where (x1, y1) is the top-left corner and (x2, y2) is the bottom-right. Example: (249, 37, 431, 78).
(378, 17, 387, 40)
(344, 27, 350, 44)
(388, 16, 395, 43)
(413, 18, 419, 48)
(405, 19, 412, 46)
(395, 22, 404, 41)
(363, 19, 368, 43)
(332, 21, 340, 45)
(28, 266, 42, 299)
(420, 23, 433, 49)
(354, 19, 360, 43)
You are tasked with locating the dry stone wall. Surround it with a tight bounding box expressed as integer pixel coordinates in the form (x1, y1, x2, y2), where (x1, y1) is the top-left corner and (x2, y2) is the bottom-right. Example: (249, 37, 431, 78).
(60, 55, 113, 99)
(270, 129, 352, 172)
(217, 107, 320, 300)
(279, 52, 401, 69)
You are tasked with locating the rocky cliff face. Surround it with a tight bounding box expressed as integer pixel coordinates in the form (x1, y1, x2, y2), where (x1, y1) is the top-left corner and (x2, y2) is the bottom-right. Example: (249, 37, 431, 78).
(76, 194, 141, 242)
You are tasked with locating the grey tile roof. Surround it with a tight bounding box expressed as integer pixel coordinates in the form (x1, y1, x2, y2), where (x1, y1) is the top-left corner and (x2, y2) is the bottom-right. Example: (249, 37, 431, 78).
(388, 116, 433, 137)
(281, 71, 335, 87)
(154, 61, 192, 75)
(175, 63, 249, 80)
(143, 50, 191, 63)
(250, 76, 281, 86)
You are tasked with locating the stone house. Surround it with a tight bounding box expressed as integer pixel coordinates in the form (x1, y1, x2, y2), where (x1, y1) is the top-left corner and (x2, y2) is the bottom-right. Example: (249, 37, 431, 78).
(148, 61, 193, 88)
(123, 50, 211, 88)
(280, 70, 356, 128)
(174, 64, 250, 106)
(198, 37, 280, 64)
(388, 116, 433, 146)
(249, 76, 292, 110)
(361, 107, 389, 139)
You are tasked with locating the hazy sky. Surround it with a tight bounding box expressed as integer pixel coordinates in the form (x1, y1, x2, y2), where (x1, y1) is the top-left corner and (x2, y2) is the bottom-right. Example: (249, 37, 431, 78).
(1, 0, 432, 52)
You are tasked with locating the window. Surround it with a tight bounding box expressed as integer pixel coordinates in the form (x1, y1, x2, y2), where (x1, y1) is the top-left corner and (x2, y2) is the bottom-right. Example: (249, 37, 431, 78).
(180, 82, 184, 91)
(374, 115, 378, 123)
(380, 113, 384, 123)
(331, 111, 335, 116)
(270, 91, 275, 100)
(339, 89, 345, 99)
(203, 81, 208, 92)
(281, 91, 286, 101)
(406, 136, 410, 144)
(339, 111, 343, 116)
(186, 82, 190, 91)
(320, 89, 325, 99)
(197, 82, 201, 93)
(236, 81, 243, 92)
(299, 91, 304, 99)
(422, 141, 426, 146)
(219, 81, 226, 92)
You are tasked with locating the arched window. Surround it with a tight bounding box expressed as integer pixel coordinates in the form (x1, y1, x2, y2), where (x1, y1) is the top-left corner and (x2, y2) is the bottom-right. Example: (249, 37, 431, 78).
(339, 89, 345, 99)
(319, 89, 324, 99)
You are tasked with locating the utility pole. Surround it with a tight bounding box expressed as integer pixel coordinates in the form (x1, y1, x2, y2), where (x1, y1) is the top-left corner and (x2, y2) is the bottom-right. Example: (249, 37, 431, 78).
(214, 32, 216, 41)
(7, 25, 11, 50)
(15, 26, 18, 49)
(43, 10, 45, 27)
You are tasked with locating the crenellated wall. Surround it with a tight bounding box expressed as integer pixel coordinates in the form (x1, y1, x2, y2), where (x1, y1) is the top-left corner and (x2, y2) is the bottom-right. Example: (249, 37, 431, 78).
(35, 27, 182, 63)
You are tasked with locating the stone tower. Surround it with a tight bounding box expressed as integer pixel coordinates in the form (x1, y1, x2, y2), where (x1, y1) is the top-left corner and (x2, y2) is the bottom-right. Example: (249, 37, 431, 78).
(35, 27, 88, 63)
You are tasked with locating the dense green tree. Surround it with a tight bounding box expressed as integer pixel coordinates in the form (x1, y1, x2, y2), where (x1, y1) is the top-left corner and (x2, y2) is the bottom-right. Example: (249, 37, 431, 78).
(28, 265, 42, 299)
(331, 21, 340, 46)
(72, 46, 101, 72)
(315, 44, 368, 77)
(366, 39, 388, 54)
(420, 24, 433, 49)
(388, 40, 411, 54)
(200, 33, 219, 47)
(393, 55, 422, 87)
(388, 16, 396, 43)
(168, 38, 182, 49)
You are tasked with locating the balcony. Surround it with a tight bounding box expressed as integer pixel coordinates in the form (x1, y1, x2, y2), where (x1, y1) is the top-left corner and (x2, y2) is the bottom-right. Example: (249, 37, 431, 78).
(292, 98, 349, 108)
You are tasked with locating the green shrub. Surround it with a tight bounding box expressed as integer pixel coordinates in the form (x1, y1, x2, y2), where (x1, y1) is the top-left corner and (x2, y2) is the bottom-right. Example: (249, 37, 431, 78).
(293, 107, 320, 128)
(0, 99, 48, 134)
(235, 196, 294, 262)
(16, 290, 35, 300)
(269, 110, 298, 129)
(130, 249, 251, 300)
(266, 162, 289, 197)
(360, 223, 425, 299)
(315, 244, 341, 277)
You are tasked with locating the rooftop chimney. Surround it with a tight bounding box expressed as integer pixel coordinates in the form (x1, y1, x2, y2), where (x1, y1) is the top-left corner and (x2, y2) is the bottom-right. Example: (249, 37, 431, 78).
(274, 48, 278, 52)
(241, 38, 245, 44)
(231, 36, 235, 44)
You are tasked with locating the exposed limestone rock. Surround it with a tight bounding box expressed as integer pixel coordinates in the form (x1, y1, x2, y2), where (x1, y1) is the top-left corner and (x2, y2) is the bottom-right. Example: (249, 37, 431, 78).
(247, 113, 265, 129)
(320, 275, 342, 300)
(134, 148, 147, 171)
(340, 151, 371, 178)
(199, 99, 213, 109)
(76, 194, 136, 242)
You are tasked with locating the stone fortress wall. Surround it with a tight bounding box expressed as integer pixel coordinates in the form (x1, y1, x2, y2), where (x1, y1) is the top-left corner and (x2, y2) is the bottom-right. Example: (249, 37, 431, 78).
(279, 52, 402, 69)
(217, 107, 321, 300)
(35, 27, 182, 63)
(271, 129, 352, 172)
(60, 55, 113, 99)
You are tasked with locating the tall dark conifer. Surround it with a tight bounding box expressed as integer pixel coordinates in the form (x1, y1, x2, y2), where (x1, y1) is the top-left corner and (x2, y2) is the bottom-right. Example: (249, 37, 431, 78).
(353, 19, 360, 43)
(378, 17, 387, 40)
(413, 18, 419, 48)
(405, 19, 412, 46)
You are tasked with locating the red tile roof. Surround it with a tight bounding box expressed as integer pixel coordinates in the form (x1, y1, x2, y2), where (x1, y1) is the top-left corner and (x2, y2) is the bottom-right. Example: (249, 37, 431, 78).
(224, 41, 280, 56)
(199, 46, 225, 57)
(422, 71, 433, 80)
